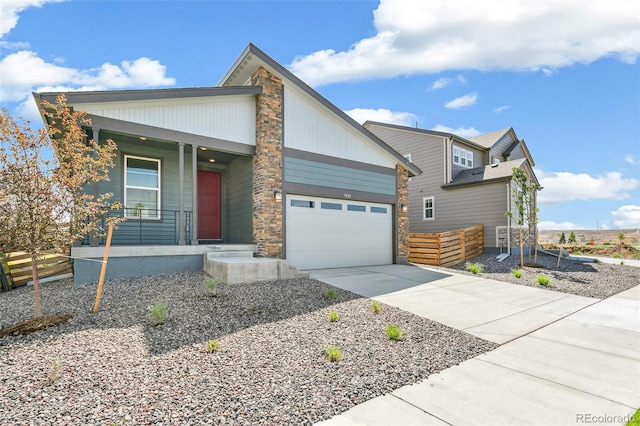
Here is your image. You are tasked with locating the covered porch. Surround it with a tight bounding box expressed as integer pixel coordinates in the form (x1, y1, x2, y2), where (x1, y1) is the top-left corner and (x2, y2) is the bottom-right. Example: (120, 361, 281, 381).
(84, 115, 256, 247)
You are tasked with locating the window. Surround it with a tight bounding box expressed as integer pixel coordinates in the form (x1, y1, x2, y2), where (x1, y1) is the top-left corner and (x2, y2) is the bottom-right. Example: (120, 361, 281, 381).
(371, 206, 387, 214)
(423, 196, 434, 220)
(124, 155, 161, 219)
(404, 153, 412, 162)
(321, 202, 342, 210)
(347, 204, 366, 212)
(453, 145, 473, 168)
(291, 199, 315, 208)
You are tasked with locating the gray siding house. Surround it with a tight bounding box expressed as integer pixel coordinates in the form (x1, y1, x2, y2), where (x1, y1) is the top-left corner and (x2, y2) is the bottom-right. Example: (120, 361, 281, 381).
(34, 44, 420, 283)
(364, 122, 540, 253)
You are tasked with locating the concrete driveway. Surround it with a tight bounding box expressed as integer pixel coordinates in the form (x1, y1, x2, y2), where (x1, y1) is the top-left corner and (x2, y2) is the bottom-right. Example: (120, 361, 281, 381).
(312, 265, 640, 426)
(310, 264, 597, 344)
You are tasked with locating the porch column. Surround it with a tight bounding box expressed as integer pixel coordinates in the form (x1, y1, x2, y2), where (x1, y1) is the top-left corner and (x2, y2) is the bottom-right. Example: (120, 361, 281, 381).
(178, 142, 185, 245)
(191, 144, 198, 245)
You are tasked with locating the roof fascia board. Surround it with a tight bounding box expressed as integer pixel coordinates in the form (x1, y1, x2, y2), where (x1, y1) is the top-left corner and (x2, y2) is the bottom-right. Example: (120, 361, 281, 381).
(441, 177, 510, 189)
(34, 86, 262, 104)
(220, 44, 421, 176)
(365, 121, 487, 151)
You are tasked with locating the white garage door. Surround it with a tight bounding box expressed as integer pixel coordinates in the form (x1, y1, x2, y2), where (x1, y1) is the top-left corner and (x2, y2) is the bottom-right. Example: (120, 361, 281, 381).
(286, 195, 393, 270)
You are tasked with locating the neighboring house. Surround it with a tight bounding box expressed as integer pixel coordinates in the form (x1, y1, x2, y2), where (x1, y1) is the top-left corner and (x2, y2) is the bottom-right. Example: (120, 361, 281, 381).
(364, 122, 540, 254)
(34, 44, 420, 283)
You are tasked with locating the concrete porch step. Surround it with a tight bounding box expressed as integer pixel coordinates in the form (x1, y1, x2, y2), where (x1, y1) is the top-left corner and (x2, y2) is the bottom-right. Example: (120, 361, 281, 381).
(205, 251, 254, 259)
(203, 256, 310, 284)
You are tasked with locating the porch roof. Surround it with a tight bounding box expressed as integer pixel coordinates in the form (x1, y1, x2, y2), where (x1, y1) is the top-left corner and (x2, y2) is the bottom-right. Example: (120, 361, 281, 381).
(33, 86, 262, 105)
(87, 114, 255, 158)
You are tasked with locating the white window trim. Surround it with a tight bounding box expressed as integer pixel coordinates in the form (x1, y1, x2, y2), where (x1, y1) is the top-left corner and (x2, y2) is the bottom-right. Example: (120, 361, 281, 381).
(124, 154, 161, 220)
(453, 145, 474, 168)
(423, 196, 435, 221)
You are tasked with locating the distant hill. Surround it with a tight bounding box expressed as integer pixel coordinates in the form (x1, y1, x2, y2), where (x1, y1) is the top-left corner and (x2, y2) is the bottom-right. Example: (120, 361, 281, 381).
(538, 228, 639, 245)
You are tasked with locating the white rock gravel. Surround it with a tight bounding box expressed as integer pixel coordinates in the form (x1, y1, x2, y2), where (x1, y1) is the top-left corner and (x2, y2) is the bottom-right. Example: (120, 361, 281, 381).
(0, 272, 497, 425)
(441, 252, 640, 299)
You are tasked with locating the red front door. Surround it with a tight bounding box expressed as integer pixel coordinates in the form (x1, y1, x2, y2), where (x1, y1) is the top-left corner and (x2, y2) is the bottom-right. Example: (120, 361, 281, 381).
(197, 171, 221, 240)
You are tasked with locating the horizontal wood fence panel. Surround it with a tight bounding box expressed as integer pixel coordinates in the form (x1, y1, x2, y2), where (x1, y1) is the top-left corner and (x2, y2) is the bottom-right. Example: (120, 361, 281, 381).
(2, 247, 72, 287)
(409, 225, 484, 267)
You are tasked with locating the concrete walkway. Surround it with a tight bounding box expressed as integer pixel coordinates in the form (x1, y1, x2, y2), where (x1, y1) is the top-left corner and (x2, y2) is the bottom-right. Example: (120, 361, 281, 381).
(312, 265, 640, 426)
(311, 265, 597, 344)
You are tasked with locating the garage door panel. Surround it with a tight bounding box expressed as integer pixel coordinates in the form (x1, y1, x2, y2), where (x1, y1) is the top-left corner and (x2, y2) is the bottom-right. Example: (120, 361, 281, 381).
(286, 195, 393, 270)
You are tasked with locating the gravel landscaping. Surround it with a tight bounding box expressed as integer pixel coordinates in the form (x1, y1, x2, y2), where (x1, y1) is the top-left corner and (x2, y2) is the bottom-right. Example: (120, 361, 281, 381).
(0, 272, 497, 425)
(440, 252, 640, 299)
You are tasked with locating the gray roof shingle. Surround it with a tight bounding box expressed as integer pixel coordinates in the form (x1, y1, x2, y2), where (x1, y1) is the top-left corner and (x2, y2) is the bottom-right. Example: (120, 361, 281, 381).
(442, 158, 527, 188)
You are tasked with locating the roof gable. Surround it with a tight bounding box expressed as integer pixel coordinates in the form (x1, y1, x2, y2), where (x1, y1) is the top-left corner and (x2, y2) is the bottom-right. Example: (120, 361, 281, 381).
(468, 127, 513, 148)
(220, 44, 421, 176)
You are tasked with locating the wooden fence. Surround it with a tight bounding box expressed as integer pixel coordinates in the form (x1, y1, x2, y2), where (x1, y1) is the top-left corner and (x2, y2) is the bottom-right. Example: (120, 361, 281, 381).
(0, 247, 72, 290)
(408, 225, 484, 267)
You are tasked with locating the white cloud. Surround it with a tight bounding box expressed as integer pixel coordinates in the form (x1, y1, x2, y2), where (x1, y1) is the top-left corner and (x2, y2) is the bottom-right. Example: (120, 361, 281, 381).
(431, 124, 481, 138)
(0, 50, 176, 118)
(430, 74, 466, 90)
(537, 168, 639, 206)
(611, 205, 640, 228)
(0, 0, 64, 38)
(624, 154, 638, 165)
(494, 105, 510, 113)
(290, 0, 640, 86)
(344, 108, 418, 126)
(444, 92, 477, 109)
(539, 221, 584, 231)
(431, 78, 450, 90)
(0, 40, 30, 50)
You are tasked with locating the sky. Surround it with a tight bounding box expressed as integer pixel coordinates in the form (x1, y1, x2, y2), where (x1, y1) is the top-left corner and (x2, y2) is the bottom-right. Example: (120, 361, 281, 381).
(1, 0, 639, 231)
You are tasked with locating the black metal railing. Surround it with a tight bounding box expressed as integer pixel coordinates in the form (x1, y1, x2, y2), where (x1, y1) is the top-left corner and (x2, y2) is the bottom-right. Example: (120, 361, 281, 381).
(81, 209, 192, 246)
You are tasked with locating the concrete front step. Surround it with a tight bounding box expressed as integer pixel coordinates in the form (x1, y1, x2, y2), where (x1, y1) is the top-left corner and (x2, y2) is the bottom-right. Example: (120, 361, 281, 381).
(203, 254, 310, 284)
(205, 251, 254, 258)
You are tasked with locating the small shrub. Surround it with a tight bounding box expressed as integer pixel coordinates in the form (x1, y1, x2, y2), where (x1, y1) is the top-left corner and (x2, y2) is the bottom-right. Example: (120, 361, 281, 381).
(558, 232, 566, 244)
(203, 276, 219, 295)
(603, 242, 612, 246)
(386, 324, 403, 341)
(535, 275, 551, 287)
(621, 261, 625, 265)
(324, 289, 337, 299)
(511, 268, 522, 278)
(372, 300, 381, 314)
(613, 253, 621, 259)
(249, 305, 260, 312)
(326, 345, 343, 362)
(593, 258, 600, 263)
(148, 302, 168, 324)
(328, 310, 339, 322)
(206, 339, 221, 353)
(465, 262, 483, 274)
(47, 359, 62, 384)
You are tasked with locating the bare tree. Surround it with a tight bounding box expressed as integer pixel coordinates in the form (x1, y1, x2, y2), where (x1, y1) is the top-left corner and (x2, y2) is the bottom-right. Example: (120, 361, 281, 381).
(0, 95, 119, 317)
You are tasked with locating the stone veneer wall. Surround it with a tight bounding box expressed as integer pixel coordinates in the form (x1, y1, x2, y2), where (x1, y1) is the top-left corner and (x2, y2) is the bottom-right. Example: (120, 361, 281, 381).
(396, 166, 409, 262)
(251, 67, 284, 258)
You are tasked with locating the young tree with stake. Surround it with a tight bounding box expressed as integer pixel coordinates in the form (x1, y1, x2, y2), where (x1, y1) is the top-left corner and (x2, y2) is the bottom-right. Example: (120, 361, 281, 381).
(0, 95, 119, 318)
(505, 167, 540, 268)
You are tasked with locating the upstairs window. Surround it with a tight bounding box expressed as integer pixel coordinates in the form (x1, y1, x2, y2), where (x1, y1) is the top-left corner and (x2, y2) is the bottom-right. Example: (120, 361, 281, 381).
(453, 145, 474, 168)
(423, 196, 435, 220)
(124, 155, 161, 219)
